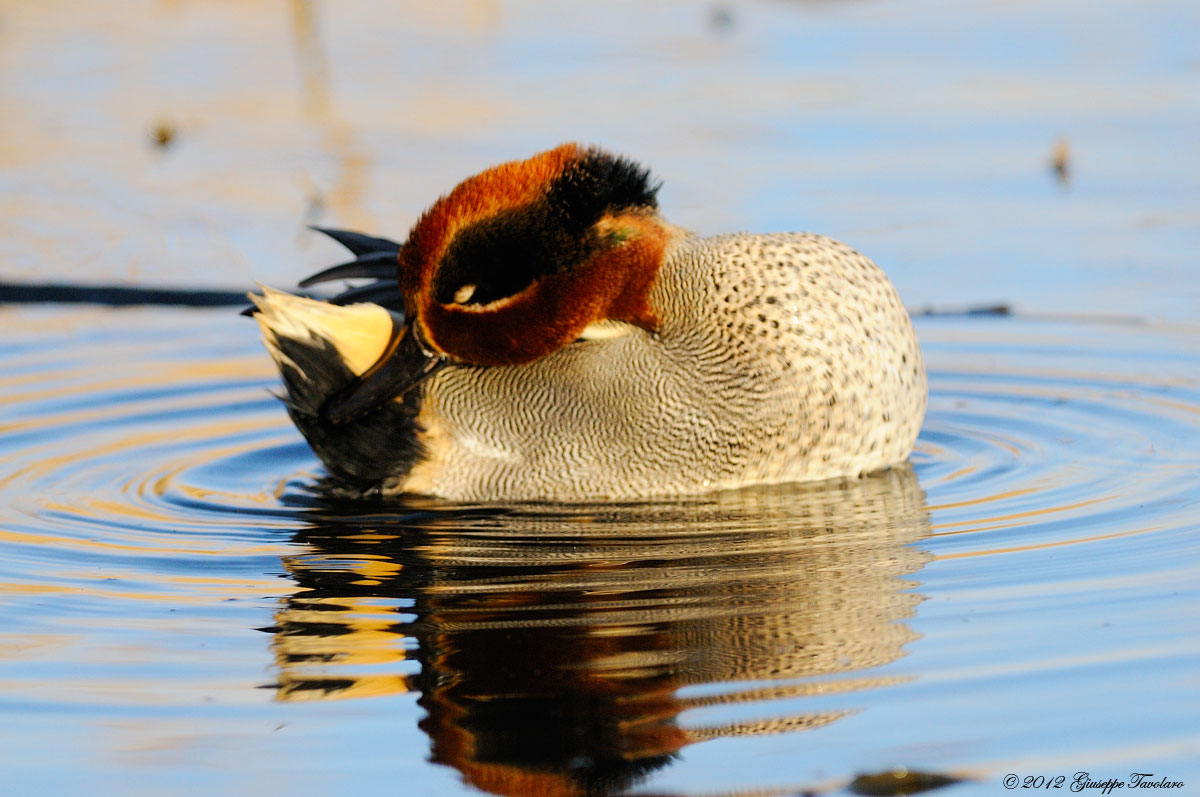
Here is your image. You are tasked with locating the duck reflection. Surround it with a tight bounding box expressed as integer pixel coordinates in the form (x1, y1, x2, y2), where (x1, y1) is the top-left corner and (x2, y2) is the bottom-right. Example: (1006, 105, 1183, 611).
(266, 467, 931, 796)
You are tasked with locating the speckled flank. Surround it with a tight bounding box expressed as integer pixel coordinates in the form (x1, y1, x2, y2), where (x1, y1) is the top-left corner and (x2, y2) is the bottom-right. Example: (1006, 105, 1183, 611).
(401, 231, 926, 501)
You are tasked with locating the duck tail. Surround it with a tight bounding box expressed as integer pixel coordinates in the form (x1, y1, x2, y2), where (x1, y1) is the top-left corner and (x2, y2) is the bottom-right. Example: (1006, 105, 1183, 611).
(249, 287, 425, 490)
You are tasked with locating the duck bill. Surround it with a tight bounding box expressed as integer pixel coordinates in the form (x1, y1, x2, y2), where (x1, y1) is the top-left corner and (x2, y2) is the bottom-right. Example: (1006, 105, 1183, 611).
(320, 322, 447, 424)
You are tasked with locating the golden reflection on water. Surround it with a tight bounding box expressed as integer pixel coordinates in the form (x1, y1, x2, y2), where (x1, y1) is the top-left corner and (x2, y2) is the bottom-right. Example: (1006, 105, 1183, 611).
(269, 468, 930, 796)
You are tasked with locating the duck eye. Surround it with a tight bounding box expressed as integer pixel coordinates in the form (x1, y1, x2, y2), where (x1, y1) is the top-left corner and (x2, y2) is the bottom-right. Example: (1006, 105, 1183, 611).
(452, 284, 477, 304)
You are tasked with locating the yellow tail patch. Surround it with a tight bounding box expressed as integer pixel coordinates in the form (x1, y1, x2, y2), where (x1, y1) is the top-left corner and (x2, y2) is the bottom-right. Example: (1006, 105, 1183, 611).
(250, 286, 401, 377)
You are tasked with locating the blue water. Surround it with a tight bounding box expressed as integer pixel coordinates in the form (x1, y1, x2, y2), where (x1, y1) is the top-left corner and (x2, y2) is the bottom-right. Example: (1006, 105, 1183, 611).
(1, 308, 1197, 795)
(2, 0, 1199, 794)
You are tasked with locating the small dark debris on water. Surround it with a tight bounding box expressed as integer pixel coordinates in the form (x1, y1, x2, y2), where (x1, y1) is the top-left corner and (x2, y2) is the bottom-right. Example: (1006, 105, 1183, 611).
(1050, 138, 1070, 185)
(966, 303, 1011, 316)
(710, 5, 735, 31)
(151, 121, 177, 149)
(849, 768, 964, 796)
(914, 303, 1012, 317)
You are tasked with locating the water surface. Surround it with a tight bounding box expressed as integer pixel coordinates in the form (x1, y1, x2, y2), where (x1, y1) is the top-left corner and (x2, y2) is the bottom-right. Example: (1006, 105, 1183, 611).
(1, 0, 1198, 793)
(1, 307, 1197, 795)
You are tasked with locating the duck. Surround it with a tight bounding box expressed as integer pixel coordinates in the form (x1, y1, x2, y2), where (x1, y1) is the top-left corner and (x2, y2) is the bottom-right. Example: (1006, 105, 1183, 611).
(251, 143, 926, 501)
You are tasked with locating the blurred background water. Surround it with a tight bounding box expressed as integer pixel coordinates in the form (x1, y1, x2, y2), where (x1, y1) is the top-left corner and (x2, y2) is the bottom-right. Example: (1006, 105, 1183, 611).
(0, 1, 1198, 795)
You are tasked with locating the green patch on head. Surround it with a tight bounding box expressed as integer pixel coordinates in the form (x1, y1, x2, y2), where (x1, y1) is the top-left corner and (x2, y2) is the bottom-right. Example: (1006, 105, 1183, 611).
(605, 226, 635, 245)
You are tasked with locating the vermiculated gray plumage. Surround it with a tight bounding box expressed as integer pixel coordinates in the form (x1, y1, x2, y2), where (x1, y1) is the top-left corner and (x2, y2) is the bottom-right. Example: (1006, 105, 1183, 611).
(394, 231, 925, 500)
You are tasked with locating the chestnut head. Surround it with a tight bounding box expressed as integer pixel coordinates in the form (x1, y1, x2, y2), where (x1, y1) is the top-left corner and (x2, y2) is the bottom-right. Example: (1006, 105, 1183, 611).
(401, 143, 667, 366)
(321, 144, 671, 423)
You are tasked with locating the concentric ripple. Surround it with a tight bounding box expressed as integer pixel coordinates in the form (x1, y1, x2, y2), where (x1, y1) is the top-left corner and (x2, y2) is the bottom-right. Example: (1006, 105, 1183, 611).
(915, 317, 1200, 569)
(1, 306, 1198, 795)
(0, 307, 306, 664)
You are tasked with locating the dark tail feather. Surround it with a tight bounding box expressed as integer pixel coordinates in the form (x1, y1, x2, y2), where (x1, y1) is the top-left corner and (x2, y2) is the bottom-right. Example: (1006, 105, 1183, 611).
(326, 282, 406, 308)
(304, 226, 405, 312)
(298, 251, 398, 287)
(309, 226, 402, 258)
(244, 226, 405, 316)
(243, 281, 405, 315)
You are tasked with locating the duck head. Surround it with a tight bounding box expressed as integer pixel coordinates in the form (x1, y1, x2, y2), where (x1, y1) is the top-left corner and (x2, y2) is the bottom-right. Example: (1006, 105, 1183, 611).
(321, 143, 670, 424)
